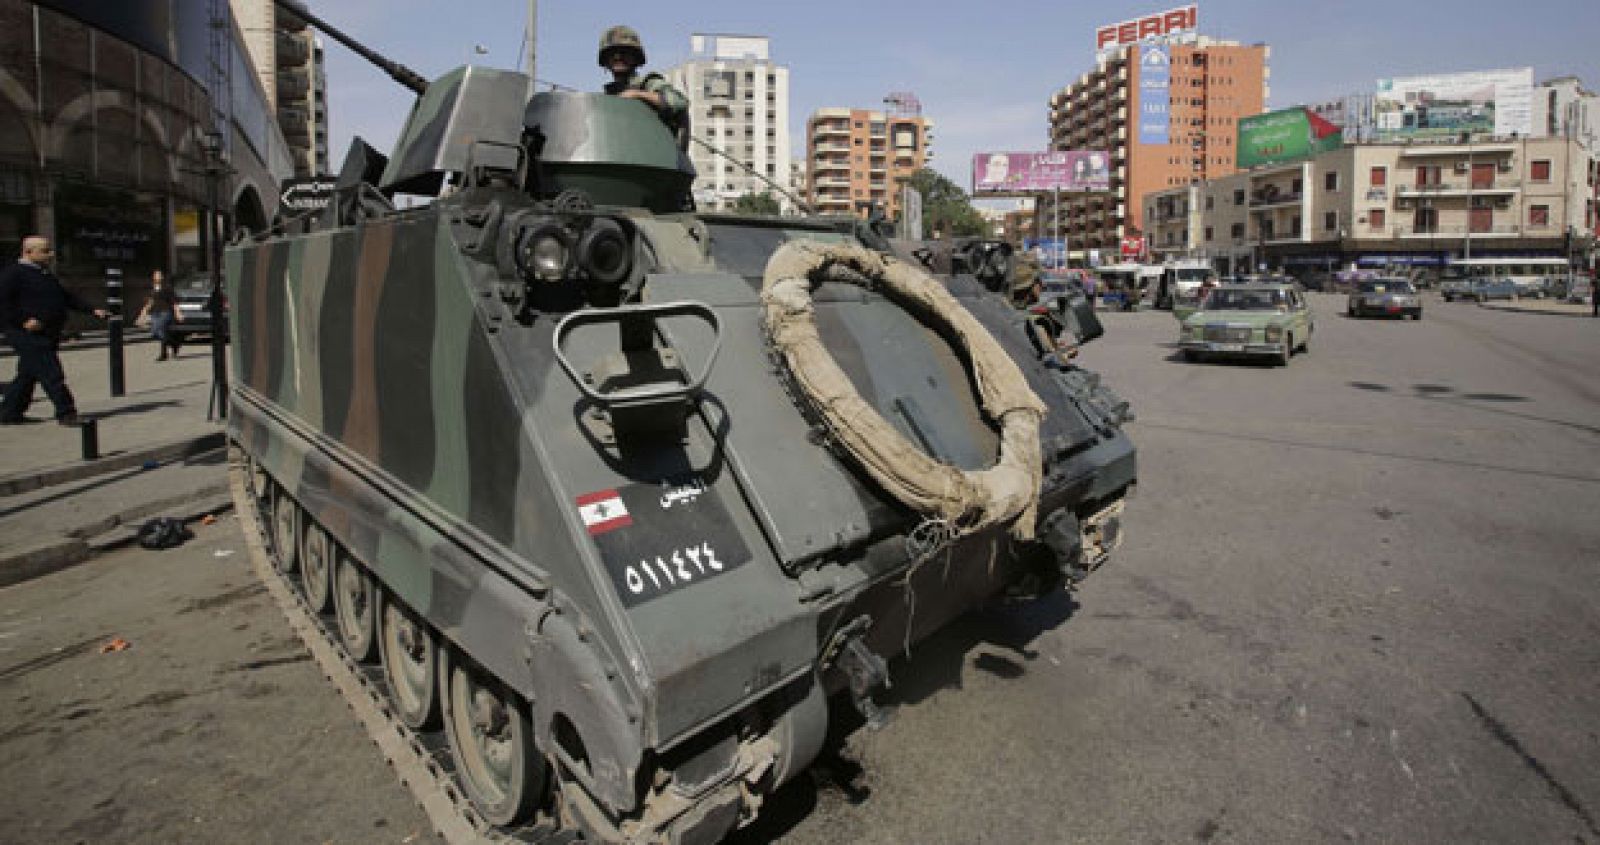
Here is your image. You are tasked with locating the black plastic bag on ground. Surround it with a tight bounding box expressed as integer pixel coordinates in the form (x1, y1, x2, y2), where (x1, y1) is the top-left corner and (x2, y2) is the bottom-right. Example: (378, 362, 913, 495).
(137, 517, 192, 550)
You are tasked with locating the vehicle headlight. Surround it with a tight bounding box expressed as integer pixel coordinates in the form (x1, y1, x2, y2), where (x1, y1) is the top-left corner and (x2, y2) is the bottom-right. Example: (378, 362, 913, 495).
(515, 223, 573, 283)
(529, 234, 568, 281)
(577, 219, 632, 285)
(1264, 325, 1283, 343)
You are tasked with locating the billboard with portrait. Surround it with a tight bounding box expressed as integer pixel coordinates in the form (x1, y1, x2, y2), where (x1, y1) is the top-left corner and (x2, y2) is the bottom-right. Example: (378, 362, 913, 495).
(1373, 68, 1533, 140)
(971, 151, 1111, 195)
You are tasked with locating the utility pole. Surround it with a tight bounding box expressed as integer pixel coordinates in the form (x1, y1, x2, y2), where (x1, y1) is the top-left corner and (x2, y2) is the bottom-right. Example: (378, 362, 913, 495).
(525, 0, 537, 79)
(1461, 131, 1474, 264)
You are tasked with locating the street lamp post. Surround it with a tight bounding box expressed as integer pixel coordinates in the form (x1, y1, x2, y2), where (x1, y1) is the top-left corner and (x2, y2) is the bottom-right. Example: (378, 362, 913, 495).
(201, 130, 229, 422)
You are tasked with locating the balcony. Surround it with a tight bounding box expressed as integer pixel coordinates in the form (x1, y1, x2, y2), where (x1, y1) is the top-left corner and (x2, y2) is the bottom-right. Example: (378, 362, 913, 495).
(1256, 228, 1304, 244)
(1393, 224, 1523, 239)
(1397, 142, 1518, 157)
(1248, 191, 1303, 209)
(813, 176, 852, 189)
(812, 142, 850, 154)
(1395, 181, 1520, 197)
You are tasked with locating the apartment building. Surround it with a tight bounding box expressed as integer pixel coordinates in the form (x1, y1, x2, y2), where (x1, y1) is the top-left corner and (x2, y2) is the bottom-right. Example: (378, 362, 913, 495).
(1143, 135, 1598, 276)
(231, 0, 329, 177)
(663, 34, 792, 212)
(1045, 37, 1268, 258)
(805, 107, 934, 219)
(1533, 76, 1600, 153)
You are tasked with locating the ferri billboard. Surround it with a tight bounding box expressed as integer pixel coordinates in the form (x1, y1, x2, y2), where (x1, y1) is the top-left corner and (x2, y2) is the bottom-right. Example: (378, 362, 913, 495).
(1373, 68, 1533, 140)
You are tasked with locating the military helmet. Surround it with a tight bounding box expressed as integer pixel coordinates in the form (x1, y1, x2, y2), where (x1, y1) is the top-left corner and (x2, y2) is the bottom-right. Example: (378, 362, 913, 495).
(598, 25, 646, 67)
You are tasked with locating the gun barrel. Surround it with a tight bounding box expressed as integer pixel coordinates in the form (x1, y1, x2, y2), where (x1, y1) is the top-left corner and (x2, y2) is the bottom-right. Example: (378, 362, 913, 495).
(273, 0, 428, 95)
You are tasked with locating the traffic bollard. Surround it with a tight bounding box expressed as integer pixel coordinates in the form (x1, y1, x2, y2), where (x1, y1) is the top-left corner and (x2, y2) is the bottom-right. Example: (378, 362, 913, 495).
(105, 268, 125, 397)
(80, 417, 99, 461)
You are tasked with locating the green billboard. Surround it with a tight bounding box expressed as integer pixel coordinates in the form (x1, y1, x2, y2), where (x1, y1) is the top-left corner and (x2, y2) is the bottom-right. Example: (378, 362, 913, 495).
(1235, 107, 1343, 169)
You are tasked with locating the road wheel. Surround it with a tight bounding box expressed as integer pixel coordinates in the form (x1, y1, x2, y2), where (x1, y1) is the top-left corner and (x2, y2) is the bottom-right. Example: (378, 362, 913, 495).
(245, 454, 270, 506)
(333, 551, 378, 662)
(1298, 332, 1310, 353)
(271, 488, 299, 574)
(1182, 350, 1199, 363)
(441, 650, 545, 827)
(1347, 305, 1355, 317)
(381, 597, 441, 730)
(1277, 337, 1292, 366)
(299, 519, 334, 614)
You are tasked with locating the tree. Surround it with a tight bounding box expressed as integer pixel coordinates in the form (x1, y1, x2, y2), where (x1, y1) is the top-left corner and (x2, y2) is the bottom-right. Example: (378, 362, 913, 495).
(730, 192, 781, 215)
(903, 168, 988, 238)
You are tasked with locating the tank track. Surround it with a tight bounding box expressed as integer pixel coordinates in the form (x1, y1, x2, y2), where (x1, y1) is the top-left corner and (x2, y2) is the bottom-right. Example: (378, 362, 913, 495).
(226, 448, 582, 844)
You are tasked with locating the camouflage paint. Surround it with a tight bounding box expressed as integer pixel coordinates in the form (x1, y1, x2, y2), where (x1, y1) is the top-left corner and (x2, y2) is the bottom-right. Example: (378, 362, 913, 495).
(224, 78, 1139, 834)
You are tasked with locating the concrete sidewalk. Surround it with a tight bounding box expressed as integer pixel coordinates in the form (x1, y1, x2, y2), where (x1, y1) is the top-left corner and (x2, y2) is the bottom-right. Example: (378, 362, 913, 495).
(0, 337, 233, 586)
(1477, 298, 1597, 318)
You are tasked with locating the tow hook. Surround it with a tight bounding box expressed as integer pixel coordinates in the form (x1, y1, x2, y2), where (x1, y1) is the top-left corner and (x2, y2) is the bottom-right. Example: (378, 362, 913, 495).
(823, 616, 893, 730)
(1038, 509, 1087, 584)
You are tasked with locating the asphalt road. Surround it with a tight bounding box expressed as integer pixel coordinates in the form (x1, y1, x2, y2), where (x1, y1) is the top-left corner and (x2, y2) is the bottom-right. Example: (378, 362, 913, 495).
(2, 293, 1597, 843)
(0, 517, 434, 844)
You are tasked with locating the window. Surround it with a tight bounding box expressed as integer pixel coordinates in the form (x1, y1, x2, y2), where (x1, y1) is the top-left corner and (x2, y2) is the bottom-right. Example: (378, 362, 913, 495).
(1230, 222, 1244, 238)
(1204, 225, 1213, 241)
(703, 71, 736, 99)
(1205, 195, 1215, 210)
(1291, 178, 1303, 194)
(1370, 166, 1387, 187)
(1325, 171, 1339, 191)
(1530, 205, 1550, 227)
(1369, 209, 1386, 229)
(1233, 189, 1245, 206)
(1324, 211, 1338, 231)
(1531, 159, 1552, 181)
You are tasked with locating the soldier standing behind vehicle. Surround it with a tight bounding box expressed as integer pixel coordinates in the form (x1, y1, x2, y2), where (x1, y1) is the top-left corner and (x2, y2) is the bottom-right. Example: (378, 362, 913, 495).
(598, 26, 687, 130)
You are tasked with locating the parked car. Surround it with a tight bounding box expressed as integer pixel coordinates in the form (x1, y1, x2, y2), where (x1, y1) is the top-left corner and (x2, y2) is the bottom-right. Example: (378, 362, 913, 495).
(171, 275, 229, 343)
(1565, 277, 1594, 305)
(1467, 279, 1519, 303)
(1347, 278, 1422, 320)
(1178, 282, 1313, 366)
(1439, 279, 1473, 302)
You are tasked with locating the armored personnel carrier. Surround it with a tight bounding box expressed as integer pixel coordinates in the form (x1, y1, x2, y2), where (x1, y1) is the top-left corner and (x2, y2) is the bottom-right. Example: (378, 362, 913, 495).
(227, 9, 1135, 842)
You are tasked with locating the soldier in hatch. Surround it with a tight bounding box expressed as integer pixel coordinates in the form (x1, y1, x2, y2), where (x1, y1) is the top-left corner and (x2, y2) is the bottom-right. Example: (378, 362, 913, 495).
(598, 26, 687, 129)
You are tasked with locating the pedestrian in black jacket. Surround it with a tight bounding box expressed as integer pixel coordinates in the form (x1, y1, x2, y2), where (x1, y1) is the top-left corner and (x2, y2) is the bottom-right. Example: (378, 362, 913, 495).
(0, 236, 109, 425)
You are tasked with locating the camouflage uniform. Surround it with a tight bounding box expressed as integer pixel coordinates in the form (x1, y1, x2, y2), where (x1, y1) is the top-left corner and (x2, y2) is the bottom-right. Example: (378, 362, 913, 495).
(598, 26, 687, 128)
(603, 72, 688, 125)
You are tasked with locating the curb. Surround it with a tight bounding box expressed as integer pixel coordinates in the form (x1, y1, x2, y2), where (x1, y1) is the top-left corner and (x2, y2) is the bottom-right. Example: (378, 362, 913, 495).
(1478, 302, 1597, 319)
(0, 431, 226, 497)
(0, 489, 235, 589)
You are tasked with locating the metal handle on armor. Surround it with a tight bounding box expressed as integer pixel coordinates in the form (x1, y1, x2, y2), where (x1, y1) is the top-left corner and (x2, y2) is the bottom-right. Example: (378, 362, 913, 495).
(552, 301, 722, 411)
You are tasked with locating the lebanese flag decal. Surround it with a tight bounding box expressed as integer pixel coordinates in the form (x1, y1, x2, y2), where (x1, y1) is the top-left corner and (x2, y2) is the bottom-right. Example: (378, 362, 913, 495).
(577, 489, 632, 536)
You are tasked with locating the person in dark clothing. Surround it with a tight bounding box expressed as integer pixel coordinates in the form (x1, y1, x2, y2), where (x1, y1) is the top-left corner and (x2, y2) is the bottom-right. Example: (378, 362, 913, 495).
(0, 236, 109, 425)
(135, 269, 183, 360)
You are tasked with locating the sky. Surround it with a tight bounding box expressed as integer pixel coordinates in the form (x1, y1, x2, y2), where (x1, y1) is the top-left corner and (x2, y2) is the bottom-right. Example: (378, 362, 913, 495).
(312, 0, 1600, 206)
